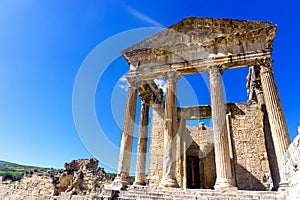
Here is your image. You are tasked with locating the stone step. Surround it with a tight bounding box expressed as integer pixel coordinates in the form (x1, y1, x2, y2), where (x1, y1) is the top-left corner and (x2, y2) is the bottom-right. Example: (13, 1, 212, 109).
(116, 187, 285, 200)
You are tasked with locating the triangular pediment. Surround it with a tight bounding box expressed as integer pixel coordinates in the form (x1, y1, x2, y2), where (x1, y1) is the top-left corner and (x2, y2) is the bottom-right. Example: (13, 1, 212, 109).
(121, 17, 276, 78)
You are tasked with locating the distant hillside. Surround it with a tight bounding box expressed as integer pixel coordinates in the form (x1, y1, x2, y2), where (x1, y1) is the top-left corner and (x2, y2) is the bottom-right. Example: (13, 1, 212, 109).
(0, 160, 62, 182)
(0, 160, 61, 172)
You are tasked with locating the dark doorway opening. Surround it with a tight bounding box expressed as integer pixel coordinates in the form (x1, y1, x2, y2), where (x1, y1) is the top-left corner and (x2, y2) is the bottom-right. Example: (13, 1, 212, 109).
(186, 148, 216, 189)
(187, 156, 200, 189)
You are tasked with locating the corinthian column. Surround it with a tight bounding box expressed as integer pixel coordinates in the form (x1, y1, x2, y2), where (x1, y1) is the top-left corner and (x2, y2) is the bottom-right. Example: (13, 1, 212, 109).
(114, 79, 137, 185)
(209, 65, 234, 190)
(258, 58, 290, 189)
(249, 66, 281, 190)
(134, 101, 149, 186)
(159, 71, 179, 188)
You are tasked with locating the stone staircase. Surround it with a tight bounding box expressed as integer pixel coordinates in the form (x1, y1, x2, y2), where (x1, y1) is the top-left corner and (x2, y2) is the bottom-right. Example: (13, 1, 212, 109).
(115, 186, 285, 200)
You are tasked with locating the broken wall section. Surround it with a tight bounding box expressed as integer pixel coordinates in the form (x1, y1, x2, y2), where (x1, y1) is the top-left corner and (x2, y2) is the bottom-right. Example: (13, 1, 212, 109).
(284, 126, 300, 199)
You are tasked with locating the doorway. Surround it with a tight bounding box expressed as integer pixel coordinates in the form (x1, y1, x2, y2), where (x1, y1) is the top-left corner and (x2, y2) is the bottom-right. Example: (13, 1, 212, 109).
(187, 156, 200, 189)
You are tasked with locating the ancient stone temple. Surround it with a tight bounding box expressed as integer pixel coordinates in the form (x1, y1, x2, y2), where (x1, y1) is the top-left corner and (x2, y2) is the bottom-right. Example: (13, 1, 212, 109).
(113, 17, 290, 192)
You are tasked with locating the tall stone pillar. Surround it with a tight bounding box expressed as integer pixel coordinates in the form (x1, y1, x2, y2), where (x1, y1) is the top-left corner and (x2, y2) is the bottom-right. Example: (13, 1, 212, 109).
(179, 119, 187, 188)
(160, 71, 179, 188)
(114, 80, 138, 185)
(249, 66, 281, 190)
(134, 101, 149, 186)
(258, 58, 290, 189)
(209, 65, 234, 190)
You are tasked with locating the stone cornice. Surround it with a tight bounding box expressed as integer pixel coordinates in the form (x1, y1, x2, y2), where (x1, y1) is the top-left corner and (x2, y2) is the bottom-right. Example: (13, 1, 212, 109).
(121, 17, 276, 76)
(126, 51, 272, 80)
(169, 17, 272, 34)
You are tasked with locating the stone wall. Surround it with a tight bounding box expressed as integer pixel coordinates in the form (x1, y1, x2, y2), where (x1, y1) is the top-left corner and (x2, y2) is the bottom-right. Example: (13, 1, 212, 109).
(147, 106, 165, 186)
(184, 126, 216, 189)
(284, 126, 300, 200)
(0, 158, 112, 200)
(54, 158, 112, 195)
(229, 102, 272, 191)
(186, 125, 214, 158)
(147, 102, 273, 190)
(0, 174, 55, 200)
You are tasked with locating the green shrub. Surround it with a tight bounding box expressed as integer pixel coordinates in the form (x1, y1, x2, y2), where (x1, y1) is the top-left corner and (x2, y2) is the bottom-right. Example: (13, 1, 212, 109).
(0, 171, 24, 182)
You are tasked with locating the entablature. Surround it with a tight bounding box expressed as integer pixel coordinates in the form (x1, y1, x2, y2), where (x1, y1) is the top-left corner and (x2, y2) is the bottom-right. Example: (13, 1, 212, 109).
(127, 50, 272, 80)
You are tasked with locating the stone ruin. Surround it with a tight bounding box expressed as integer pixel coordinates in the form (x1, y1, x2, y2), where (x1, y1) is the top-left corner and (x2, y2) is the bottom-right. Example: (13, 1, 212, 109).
(111, 16, 291, 198)
(54, 158, 112, 195)
(0, 158, 112, 200)
(284, 126, 300, 199)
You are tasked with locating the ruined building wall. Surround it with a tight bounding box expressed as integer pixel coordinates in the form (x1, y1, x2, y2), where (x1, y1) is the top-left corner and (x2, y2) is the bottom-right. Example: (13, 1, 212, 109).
(228, 102, 272, 191)
(147, 102, 272, 190)
(284, 126, 300, 200)
(184, 126, 216, 189)
(147, 107, 165, 186)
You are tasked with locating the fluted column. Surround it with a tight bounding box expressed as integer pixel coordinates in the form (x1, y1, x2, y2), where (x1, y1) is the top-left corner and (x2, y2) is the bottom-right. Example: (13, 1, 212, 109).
(258, 58, 290, 189)
(209, 65, 234, 190)
(179, 119, 187, 188)
(114, 80, 138, 185)
(249, 66, 281, 190)
(160, 71, 179, 188)
(134, 101, 149, 186)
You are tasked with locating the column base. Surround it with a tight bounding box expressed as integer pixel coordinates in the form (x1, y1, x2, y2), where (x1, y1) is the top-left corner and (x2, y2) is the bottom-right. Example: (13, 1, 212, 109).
(214, 178, 236, 191)
(113, 175, 130, 186)
(159, 177, 179, 188)
(278, 181, 289, 192)
(133, 180, 146, 186)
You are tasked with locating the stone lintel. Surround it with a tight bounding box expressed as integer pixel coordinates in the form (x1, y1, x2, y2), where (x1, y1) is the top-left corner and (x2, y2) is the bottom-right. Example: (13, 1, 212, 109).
(178, 105, 212, 120)
(127, 51, 272, 80)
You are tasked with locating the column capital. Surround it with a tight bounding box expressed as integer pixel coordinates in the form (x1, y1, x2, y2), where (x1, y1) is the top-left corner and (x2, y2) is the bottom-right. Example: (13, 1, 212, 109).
(165, 70, 181, 82)
(139, 92, 151, 105)
(127, 76, 138, 88)
(208, 65, 223, 77)
(256, 58, 274, 74)
(140, 100, 147, 106)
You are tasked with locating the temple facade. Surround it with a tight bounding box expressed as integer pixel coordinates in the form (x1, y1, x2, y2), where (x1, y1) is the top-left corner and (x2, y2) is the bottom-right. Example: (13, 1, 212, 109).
(113, 17, 290, 191)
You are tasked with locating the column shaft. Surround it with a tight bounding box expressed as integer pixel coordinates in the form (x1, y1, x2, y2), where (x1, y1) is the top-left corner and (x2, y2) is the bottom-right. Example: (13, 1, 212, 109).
(179, 119, 187, 188)
(160, 71, 179, 187)
(209, 66, 234, 190)
(114, 84, 137, 185)
(134, 102, 149, 185)
(259, 59, 290, 188)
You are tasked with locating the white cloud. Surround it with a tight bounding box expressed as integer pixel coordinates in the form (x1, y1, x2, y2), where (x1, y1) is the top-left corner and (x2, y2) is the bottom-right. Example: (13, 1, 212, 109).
(118, 76, 166, 94)
(125, 5, 163, 27)
(119, 76, 127, 82)
(118, 76, 128, 92)
(154, 78, 166, 94)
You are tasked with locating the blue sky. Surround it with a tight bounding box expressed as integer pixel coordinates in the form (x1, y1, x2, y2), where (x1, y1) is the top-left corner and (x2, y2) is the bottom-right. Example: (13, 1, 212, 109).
(0, 0, 299, 173)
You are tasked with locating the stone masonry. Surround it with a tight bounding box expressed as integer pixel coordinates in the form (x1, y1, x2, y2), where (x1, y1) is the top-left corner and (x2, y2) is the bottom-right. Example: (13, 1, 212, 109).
(54, 158, 112, 195)
(112, 16, 290, 198)
(147, 102, 273, 191)
(0, 158, 112, 200)
(229, 102, 272, 191)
